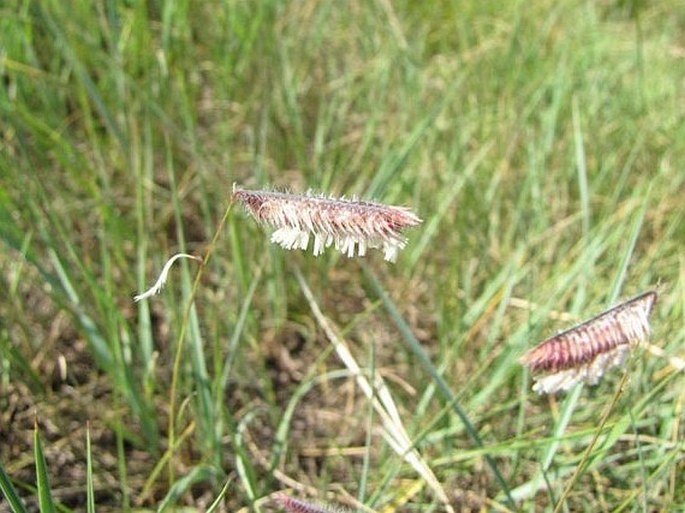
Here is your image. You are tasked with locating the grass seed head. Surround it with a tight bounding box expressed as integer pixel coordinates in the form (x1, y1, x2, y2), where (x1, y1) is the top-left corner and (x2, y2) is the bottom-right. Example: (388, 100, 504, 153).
(274, 494, 351, 513)
(520, 291, 657, 394)
(232, 185, 422, 262)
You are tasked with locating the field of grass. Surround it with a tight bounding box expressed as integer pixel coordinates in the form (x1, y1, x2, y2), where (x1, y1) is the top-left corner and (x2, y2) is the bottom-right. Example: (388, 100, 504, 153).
(1, 0, 684, 511)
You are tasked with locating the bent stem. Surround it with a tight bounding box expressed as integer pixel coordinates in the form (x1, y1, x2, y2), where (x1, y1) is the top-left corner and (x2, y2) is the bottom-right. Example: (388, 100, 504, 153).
(167, 202, 234, 485)
(552, 370, 628, 512)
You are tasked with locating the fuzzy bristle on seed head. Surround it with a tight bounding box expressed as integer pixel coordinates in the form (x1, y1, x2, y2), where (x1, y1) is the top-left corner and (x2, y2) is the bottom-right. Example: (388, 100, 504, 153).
(520, 291, 657, 394)
(232, 185, 422, 261)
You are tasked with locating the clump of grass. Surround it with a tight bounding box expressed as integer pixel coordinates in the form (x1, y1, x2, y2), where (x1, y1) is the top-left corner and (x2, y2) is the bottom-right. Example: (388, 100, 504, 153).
(2, 0, 685, 511)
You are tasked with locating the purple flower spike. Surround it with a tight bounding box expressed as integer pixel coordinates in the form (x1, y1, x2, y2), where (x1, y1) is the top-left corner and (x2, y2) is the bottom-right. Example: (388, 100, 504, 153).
(520, 291, 657, 394)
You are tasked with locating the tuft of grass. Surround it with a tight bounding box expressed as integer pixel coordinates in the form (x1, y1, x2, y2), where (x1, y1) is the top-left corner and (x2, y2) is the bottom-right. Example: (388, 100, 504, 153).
(1, 0, 684, 510)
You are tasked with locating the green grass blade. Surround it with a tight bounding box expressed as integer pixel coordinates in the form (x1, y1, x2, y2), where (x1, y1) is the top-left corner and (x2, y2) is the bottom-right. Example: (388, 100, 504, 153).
(206, 477, 233, 513)
(86, 423, 95, 513)
(0, 463, 30, 513)
(234, 410, 261, 508)
(156, 465, 219, 513)
(34, 422, 57, 513)
(609, 186, 651, 302)
(572, 96, 590, 239)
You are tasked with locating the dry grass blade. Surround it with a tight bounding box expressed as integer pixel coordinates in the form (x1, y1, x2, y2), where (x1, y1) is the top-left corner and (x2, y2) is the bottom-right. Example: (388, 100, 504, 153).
(520, 291, 658, 394)
(294, 268, 454, 513)
(232, 185, 422, 262)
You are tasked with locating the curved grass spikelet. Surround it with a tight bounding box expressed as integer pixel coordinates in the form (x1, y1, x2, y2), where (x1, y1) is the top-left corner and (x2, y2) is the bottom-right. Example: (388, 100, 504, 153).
(232, 185, 422, 262)
(520, 291, 657, 394)
(133, 253, 203, 302)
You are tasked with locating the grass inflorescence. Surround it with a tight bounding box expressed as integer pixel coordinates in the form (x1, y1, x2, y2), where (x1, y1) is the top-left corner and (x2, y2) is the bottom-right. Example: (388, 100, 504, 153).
(232, 185, 422, 261)
(520, 290, 658, 394)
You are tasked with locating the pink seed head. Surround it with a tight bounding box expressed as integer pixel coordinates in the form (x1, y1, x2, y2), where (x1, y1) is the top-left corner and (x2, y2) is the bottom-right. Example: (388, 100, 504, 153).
(520, 291, 657, 394)
(232, 185, 422, 261)
(274, 494, 350, 513)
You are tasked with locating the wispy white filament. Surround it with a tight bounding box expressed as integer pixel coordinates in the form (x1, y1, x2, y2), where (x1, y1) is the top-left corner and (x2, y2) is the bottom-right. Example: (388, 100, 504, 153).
(134, 253, 202, 302)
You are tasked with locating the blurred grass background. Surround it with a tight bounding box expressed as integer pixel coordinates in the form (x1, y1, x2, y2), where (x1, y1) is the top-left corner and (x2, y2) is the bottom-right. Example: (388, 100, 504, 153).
(1, 0, 684, 511)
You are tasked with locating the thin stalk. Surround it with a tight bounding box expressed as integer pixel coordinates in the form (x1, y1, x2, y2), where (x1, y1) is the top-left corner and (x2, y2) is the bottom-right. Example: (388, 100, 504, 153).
(167, 202, 234, 485)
